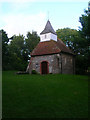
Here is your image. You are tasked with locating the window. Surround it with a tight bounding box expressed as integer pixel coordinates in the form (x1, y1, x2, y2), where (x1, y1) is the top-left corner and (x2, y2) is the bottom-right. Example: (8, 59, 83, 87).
(36, 63, 38, 68)
(45, 34, 47, 39)
(57, 58, 59, 66)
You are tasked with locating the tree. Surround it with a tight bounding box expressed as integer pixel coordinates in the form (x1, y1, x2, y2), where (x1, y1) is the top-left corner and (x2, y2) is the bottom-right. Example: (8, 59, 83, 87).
(25, 31, 40, 55)
(79, 9, 90, 41)
(78, 8, 90, 74)
(7, 32, 40, 71)
(8, 34, 28, 70)
(1, 30, 40, 71)
(1, 29, 9, 70)
(56, 28, 77, 48)
(56, 28, 85, 54)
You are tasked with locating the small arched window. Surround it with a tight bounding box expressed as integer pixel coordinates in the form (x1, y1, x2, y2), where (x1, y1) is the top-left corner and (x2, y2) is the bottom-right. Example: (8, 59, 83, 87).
(57, 58, 59, 66)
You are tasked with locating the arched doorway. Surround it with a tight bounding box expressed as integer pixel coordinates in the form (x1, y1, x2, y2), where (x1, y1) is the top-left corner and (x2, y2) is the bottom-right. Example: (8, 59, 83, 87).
(41, 61, 49, 74)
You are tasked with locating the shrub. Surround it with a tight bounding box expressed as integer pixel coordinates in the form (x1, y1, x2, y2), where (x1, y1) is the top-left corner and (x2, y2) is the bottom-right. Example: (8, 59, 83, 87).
(31, 70, 38, 74)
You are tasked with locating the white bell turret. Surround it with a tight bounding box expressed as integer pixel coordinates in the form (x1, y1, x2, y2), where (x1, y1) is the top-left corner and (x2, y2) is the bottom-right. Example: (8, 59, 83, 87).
(40, 20, 57, 42)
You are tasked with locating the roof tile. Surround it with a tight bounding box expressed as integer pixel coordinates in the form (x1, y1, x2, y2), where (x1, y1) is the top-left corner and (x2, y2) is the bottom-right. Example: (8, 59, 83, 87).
(31, 39, 74, 56)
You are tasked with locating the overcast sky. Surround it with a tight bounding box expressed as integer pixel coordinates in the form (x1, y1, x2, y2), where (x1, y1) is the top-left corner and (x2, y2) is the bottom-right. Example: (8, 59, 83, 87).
(0, 0, 89, 37)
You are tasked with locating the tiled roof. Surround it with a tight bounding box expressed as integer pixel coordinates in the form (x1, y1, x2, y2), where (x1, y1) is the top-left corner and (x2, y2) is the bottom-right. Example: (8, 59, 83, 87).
(40, 20, 57, 35)
(57, 38, 73, 54)
(31, 39, 74, 56)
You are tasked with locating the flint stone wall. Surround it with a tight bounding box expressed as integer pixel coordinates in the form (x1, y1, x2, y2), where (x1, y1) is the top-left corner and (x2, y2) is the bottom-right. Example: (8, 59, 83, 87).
(29, 53, 75, 74)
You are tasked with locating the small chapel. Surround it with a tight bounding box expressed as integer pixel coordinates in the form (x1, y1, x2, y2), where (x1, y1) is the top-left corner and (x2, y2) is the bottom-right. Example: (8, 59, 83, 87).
(26, 20, 75, 74)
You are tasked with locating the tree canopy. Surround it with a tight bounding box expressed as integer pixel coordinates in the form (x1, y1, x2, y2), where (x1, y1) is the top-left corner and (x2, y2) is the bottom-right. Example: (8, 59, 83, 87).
(25, 31, 40, 54)
(79, 9, 90, 74)
(56, 28, 84, 54)
(1, 31, 40, 71)
(1, 29, 9, 70)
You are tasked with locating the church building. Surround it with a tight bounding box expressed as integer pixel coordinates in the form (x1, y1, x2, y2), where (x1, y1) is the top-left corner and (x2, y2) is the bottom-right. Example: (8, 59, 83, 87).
(27, 20, 75, 74)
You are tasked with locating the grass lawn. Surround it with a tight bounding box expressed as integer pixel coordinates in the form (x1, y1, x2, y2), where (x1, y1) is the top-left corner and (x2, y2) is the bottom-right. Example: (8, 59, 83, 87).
(2, 71, 88, 118)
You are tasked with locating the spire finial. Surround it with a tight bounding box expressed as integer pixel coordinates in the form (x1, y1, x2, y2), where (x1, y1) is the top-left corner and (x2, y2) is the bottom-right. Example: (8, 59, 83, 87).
(47, 11, 49, 20)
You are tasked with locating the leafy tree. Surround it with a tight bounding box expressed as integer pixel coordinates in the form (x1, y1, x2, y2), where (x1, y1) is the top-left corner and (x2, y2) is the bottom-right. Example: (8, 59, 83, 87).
(79, 10, 90, 41)
(8, 34, 28, 71)
(56, 28, 85, 54)
(25, 31, 40, 55)
(1, 30, 40, 71)
(78, 9, 90, 74)
(1, 29, 9, 70)
(56, 28, 77, 47)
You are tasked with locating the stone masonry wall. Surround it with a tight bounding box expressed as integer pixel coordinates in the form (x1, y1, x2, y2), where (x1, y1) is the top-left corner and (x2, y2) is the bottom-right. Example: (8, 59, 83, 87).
(61, 53, 75, 74)
(29, 54, 61, 74)
(29, 53, 75, 74)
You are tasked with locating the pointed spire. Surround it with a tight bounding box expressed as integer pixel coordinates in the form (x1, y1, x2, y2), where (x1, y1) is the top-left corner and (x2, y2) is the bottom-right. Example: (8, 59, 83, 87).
(40, 20, 57, 35)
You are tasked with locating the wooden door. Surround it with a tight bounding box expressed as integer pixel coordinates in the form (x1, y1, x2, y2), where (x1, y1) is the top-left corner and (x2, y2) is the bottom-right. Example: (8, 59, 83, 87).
(41, 61, 48, 74)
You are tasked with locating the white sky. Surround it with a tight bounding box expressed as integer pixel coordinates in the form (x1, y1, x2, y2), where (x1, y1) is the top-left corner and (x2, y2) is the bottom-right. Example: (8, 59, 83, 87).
(0, 0, 89, 2)
(0, 0, 89, 37)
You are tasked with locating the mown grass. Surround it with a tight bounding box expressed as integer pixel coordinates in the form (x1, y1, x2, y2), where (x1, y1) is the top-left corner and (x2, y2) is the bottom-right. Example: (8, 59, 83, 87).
(2, 71, 88, 118)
